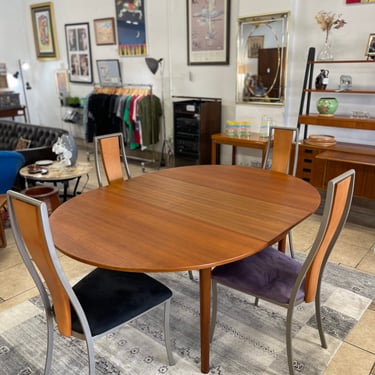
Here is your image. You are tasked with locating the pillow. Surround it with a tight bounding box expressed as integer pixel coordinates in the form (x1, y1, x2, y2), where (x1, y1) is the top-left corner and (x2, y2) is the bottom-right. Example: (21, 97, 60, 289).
(15, 136, 32, 150)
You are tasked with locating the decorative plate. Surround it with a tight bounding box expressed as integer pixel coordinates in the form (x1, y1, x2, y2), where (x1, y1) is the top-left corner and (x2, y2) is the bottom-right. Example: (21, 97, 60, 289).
(35, 160, 54, 166)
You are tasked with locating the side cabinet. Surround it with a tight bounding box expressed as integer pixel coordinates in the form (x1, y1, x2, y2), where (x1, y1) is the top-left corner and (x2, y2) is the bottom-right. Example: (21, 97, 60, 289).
(292, 143, 375, 199)
(173, 99, 221, 167)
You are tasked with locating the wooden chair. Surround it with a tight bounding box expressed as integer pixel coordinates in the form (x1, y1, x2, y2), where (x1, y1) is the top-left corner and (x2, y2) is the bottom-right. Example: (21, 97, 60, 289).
(94, 132, 131, 187)
(263, 126, 300, 256)
(7, 190, 175, 374)
(263, 126, 299, 175)
(210, 169, 355, 375)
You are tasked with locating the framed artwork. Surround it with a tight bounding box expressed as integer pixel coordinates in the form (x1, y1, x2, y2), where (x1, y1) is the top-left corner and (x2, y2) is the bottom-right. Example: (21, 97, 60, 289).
(248, 36, 264, 58)
(30, 2, 59, 60)
(65, 23, 93, 84)
(365, 33, 375, 58)
(94, 17, 116, 45)
(0, 63, 8, 89)
(55, 70, 70, 98)
(96, 59, 122, 87)
(115, 0, 147, 57)
(187, 0, 230, 65)
(346, 0, 375, 3)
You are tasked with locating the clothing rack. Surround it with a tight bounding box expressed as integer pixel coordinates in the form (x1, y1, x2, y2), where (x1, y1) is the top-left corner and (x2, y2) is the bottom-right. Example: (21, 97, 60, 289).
(90, 83, 159, 166)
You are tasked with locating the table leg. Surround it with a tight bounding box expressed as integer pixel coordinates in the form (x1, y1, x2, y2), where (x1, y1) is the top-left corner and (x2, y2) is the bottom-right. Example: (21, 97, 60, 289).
(73, 176, 82, 196)
(199, 268, 211, 373)
(278, 237, 287, 253)
(211, 141, 217, 164)
(232, 146, 237, 165)
(63, 181, 69, 202)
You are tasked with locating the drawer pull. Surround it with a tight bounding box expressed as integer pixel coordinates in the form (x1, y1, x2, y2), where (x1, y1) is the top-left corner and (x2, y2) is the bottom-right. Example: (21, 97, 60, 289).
(304, 149, 313, 154)
(303, 168, 311, 172)
(303, 159, 312, 163)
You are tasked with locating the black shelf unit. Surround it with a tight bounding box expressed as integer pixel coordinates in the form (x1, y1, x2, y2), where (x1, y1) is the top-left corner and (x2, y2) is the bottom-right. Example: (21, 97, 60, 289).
(173, 98, 221, 167)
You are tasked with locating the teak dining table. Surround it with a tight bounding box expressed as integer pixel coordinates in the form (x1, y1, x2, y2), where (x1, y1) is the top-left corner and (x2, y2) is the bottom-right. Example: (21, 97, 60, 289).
(49, 165, 321, 373)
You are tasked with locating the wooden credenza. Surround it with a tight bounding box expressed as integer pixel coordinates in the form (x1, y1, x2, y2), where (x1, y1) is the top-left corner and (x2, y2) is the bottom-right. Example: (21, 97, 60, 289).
(292, 142, 375, 199)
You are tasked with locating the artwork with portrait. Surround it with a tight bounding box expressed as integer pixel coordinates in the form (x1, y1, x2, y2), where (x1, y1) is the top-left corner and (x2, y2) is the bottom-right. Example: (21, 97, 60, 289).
(65, 23, 93, 83)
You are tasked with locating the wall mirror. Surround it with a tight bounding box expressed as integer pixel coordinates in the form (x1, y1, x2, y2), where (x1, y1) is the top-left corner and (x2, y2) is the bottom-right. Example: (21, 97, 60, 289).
(236, 12, 289, 106)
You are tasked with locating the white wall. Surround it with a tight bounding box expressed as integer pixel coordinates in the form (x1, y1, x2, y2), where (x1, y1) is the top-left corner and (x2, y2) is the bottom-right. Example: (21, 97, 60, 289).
(1, 0, 374, 160)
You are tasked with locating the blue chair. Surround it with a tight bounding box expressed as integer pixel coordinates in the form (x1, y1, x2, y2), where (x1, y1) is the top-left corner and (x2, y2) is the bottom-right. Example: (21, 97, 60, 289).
(0, 151, 25, 194)
(0, 151, 25, 247)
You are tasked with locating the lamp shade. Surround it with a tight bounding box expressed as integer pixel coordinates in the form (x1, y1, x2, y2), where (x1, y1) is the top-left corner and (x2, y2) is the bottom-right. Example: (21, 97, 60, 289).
(145, 57, 163, 75)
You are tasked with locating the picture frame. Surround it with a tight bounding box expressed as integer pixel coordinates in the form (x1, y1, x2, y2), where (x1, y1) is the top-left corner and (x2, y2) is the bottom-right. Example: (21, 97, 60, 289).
(30, 2, 59, 60)
(65, 23, 93, 84)
(55, 70, 70, 98)
(248, 36, 264, 58)
(346, 0, 375, 3)
(365, 33, 375, 58)
(115, 0, 147, 57)
(94, 17, 116, 45)
(96, 59, 122, 87)
(187, 0, 230, 65)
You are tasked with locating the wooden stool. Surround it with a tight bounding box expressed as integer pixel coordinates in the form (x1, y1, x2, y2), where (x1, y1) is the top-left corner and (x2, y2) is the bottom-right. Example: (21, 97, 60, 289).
(23, 186, 60, 215)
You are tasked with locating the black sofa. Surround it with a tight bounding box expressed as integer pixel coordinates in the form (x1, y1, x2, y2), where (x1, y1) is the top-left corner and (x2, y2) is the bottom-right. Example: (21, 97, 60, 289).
(0, 119, 68, 165)
(0, 119, 69, 190)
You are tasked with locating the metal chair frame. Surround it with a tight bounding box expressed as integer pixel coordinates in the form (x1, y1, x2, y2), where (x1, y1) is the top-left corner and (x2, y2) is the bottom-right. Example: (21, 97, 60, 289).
(210, 169, 355, 375)
(7, 190, 175, 374)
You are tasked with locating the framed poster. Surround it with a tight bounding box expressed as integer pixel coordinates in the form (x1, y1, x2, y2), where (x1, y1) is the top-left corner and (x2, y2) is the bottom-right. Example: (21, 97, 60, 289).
(94, 17, 116, 45)
(65, 23, 93, 84)
(55, 70, 70, 98)
(346, 0, 375, 3)
(187, 0, 230, 65)
(30, 2, 59, 60)
(115, 0, 147, 57)
(97, 59, 122, 87)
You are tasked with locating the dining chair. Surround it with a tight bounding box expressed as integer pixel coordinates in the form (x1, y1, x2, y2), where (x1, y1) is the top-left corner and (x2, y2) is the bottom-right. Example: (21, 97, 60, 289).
(0, 151, 25, 248)
(263, 126, 300, 257)
(210, 169, 355, 375)
(94, 132, 131, 187)
(7, 190, 175, 374)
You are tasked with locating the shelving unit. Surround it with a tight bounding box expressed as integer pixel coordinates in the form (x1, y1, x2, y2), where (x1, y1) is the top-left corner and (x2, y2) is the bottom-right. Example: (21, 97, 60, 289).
(295, 47, 375, 199)
(173, 97, 221, 167)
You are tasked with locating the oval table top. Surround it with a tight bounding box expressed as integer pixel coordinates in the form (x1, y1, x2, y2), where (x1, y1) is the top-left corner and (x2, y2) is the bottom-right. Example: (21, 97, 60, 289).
(50, 164, 321, 273)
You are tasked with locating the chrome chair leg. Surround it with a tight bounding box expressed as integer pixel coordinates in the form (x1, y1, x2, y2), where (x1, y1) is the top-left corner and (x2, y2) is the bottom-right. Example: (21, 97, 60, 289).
(164, 300, 175, 366)
(210, 281, 218, 342)
(286, 306, 295, 375)
(315, 289, 328, 349)
(288, 231, 295, 258)
(44, 311, 54, 375)
(86, 336, 96, 374)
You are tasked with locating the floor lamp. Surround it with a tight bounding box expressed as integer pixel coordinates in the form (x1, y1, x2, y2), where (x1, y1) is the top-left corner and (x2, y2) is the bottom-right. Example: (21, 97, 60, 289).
(145, 57, 168, 167)
(13, 59, 31, 122)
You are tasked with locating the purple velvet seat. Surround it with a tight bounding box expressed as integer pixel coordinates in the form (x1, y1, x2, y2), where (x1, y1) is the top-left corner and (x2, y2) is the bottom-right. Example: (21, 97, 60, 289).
(212, 246, 305, 304)
(211, 169, 355, 375)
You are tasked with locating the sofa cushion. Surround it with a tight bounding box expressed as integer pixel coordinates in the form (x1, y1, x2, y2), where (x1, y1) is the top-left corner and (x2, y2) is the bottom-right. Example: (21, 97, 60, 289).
(15, 136, 32, 150)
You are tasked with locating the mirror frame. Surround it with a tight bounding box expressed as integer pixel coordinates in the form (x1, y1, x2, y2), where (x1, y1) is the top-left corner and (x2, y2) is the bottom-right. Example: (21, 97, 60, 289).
(236, 11, 289, 106)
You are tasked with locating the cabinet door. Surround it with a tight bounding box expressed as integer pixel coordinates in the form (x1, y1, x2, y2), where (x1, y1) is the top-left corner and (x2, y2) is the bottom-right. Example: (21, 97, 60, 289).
(258, 48, 285, 99)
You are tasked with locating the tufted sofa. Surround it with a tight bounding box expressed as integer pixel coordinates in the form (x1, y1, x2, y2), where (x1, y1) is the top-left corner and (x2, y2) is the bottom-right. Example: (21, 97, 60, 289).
(0, 119, 69, 190)
(0, 119, 68, 166)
